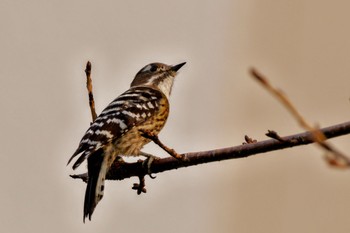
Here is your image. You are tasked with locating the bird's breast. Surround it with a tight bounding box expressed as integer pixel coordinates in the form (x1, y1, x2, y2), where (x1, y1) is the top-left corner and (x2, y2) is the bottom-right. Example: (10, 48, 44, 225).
(114, 97, 169, 156)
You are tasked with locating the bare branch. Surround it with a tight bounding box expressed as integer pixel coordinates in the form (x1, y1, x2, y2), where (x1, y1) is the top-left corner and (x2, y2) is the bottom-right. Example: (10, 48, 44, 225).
(250, 68, 350, 168)
(70, 120, 350, 182)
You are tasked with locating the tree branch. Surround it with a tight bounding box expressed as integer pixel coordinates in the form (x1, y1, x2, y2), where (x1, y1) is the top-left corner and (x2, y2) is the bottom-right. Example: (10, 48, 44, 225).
(70, 63, 350, 183)
(250, 68, 350, 167)
(70, 120, 350, 182)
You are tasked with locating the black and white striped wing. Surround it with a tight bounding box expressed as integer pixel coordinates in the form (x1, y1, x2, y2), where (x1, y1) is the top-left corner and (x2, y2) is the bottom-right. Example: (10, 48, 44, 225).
(68, 86, 164, 169)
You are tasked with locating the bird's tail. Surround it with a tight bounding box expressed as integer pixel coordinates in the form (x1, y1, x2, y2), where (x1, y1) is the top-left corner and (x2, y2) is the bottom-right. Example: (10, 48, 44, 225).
(83, 150, 108, 222)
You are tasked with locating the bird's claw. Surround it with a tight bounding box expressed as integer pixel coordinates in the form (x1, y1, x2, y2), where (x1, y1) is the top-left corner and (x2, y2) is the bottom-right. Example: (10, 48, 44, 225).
(140, 152, 160, 177)
(132, 175, 147, 195)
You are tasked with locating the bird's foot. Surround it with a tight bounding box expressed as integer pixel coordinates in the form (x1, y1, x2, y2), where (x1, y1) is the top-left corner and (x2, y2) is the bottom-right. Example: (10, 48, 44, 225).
(132, 174, 147, 195)
(140, 151, 160, 178)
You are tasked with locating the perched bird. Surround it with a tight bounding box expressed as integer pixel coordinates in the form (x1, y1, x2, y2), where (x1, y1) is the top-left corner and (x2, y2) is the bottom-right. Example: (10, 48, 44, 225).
(68, 62, 186, 222)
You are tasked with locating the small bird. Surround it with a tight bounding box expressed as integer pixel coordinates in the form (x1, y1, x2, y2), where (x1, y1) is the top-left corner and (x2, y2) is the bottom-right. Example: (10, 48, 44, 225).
(68, 62, 186, 222)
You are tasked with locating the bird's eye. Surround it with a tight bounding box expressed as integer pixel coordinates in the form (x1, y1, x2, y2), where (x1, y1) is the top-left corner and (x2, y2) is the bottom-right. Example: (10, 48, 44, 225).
(150, 65, 157, 72)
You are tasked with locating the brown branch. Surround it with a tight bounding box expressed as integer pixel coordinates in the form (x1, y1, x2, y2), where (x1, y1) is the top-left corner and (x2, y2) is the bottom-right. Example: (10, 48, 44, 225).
(85, 61, 97, 122)
(70, 63, 350, 183)
(250, 68, 350, 168)
(70, 120, 350, 182)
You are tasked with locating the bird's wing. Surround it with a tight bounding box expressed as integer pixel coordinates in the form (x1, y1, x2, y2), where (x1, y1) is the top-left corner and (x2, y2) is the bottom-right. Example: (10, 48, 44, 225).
(68, 86, 166, 169)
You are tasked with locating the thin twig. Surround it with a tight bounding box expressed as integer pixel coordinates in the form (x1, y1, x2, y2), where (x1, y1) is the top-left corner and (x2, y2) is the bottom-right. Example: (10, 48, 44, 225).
(250, 68, 350, 168)
(266, 130, 286, 142)
(85, 61, 97, 122)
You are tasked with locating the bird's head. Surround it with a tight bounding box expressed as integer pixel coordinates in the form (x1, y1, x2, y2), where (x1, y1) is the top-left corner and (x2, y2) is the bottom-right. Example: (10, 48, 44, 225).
(131, 62, 186, 98)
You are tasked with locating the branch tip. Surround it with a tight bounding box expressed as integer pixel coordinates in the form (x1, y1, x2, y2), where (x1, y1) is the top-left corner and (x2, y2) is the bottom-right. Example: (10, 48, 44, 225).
(84, 61, 97, 122)
(85, 61, 91, 75)
(250, 68, 269, 86)
(266, 130, 286, 142)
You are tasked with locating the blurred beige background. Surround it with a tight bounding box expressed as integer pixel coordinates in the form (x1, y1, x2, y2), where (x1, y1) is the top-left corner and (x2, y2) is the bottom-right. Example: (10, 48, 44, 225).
(1, 1, 350, 232)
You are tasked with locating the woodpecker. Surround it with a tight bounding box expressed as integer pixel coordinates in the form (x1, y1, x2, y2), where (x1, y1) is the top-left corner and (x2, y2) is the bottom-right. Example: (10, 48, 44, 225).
(68, 62, 186, 222)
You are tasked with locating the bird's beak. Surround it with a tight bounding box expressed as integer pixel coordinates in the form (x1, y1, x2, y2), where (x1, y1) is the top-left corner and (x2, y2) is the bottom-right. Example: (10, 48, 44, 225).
(171, 62, 186, 72)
